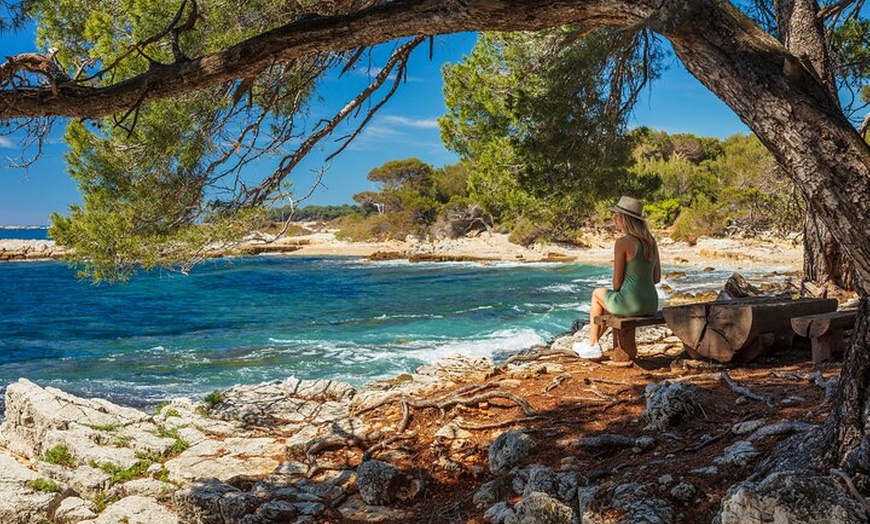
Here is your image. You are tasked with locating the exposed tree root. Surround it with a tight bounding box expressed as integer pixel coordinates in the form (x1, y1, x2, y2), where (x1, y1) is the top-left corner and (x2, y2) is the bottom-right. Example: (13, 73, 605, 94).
(721, 370, 774, 407)
(362, 433, 417, 461)
(454, 416, 545, 431)
(831, 468, 870, 515)
(501, 347, 578, 367)
(542, 373, 571, 393)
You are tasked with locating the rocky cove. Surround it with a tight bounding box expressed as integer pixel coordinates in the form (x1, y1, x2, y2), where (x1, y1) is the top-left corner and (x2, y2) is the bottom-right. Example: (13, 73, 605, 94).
(1, 319, 867, 523)
(3, 233, 864, 523)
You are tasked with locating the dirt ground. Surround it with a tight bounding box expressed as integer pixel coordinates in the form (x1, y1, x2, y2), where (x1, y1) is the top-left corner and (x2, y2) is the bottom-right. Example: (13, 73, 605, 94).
(310, 341, 841, 523)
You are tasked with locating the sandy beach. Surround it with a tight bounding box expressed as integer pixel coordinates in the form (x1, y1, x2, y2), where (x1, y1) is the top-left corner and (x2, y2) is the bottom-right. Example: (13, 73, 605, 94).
(270, 227, 804, 273)
(0, 227, 804, 276)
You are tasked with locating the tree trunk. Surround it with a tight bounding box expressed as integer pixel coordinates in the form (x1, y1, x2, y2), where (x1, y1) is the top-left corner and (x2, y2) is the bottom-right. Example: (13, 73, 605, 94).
(804, 211, 856, 291)
(774, 0, 857, 293)
(826, 296, 870, 471)
(664, 0, 870, 476)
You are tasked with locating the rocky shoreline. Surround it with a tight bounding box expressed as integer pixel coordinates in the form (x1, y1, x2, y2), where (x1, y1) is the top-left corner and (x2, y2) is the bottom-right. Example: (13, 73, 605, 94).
(5, 232, 858, 523)
(0, 240, 69, 261)
(0, 229, 805, 274)
(2, 321, 866, 523)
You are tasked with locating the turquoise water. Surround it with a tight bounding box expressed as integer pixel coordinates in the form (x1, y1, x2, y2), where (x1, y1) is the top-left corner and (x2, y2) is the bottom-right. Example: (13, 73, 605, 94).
(0, 256, 620, 410)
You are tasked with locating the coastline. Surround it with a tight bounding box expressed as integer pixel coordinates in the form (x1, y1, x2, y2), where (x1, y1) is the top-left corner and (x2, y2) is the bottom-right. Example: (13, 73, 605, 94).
(0, 227, 804, 274)
(2, 229, 860, 523)
(264, 228, 804, 274)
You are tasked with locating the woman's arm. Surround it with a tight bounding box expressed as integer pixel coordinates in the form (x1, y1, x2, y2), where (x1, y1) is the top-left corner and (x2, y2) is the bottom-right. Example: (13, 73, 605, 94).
(612, 237, 630, 290)
(653, 245, 661, 284)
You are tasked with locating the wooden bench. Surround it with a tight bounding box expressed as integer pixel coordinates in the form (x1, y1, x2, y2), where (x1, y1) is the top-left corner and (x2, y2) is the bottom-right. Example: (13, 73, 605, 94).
(662, 297, 837, 363)
(594, 312, 666, 362)
(791, 309, 857, 363)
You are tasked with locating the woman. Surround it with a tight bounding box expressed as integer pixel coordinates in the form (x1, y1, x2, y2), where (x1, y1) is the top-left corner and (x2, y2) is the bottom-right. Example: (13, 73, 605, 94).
(573, 196, 661, 358)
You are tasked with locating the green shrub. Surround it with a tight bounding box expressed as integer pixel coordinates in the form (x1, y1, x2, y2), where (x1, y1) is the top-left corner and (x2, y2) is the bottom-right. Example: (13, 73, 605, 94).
(152, 425, 190, 456)
(112, 435, 133, 448)
(644, 198, 682, 228)
(670, 196, 727, 244)
(94, 460, 152, 483)
(508, 218, 546, 246)
(27, 478, 62, 493)
(43, 444, 75, 467)
(196, 390, 225, 415)
(93, 491, 120, 513)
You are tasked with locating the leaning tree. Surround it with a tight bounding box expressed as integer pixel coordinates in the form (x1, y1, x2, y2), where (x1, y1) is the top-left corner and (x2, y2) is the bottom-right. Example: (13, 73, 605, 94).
(1, 0, 869, 517)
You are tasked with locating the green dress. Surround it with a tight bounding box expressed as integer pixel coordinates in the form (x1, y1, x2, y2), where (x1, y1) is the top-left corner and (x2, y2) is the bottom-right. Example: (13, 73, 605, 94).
(603, 238, 659, 316)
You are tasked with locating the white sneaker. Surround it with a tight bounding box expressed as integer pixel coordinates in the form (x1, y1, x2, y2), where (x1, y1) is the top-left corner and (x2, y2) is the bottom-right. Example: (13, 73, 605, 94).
(572, 340, 604, 359)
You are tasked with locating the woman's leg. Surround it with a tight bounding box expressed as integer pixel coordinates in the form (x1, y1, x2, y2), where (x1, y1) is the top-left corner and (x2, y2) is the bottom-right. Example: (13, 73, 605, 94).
(589, 288, 609, 345)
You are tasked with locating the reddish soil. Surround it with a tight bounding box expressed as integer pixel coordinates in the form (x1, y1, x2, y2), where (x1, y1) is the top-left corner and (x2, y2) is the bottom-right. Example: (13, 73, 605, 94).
(312, 344, 838, 523)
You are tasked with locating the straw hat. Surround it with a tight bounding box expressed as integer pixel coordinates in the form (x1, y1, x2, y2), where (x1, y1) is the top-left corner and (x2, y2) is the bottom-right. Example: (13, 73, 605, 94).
(610, 196, 645, 221)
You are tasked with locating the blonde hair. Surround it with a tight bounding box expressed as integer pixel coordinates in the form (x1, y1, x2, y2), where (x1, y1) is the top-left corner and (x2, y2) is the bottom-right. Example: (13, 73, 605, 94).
(618, 213, 657, 261)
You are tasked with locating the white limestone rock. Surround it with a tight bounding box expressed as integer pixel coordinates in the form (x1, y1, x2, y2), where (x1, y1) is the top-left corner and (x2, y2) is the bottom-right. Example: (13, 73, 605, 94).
(489, 431, 533, 474)
(715, 441, 761, 468)
(0, 379, 151, 459)
(54, 497, 97, 523)
(508, 491, 574, 524)
(642, 381, 700, 431)
(164, 437, 283, 485)
(79, 495, 175, 524)
(356, 459, 415, 505)
(718, 471, 868, 523)
(0, 452, 57, 524)
(35, 463, 110, 498)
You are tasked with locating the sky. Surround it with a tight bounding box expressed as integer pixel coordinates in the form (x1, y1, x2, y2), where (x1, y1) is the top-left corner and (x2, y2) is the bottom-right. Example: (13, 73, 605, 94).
(0, 28, 752, 226)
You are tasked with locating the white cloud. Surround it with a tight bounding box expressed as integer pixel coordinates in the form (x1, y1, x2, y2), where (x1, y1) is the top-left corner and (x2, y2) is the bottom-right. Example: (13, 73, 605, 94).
(0, 137, 14, 149)
(380, 115, 440, 129)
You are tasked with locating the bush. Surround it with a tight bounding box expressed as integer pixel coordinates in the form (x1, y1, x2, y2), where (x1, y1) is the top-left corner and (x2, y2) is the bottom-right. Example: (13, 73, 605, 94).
(43, 444, 75, 467)
(508, 217, 547, 246)
(644, 198, 682, 228)
(28, 478, 62, 493)
(670, 196, 727, 244)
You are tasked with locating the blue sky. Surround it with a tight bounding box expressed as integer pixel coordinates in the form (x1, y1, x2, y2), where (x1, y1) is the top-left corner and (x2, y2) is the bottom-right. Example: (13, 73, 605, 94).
(0, 29, 751, 226)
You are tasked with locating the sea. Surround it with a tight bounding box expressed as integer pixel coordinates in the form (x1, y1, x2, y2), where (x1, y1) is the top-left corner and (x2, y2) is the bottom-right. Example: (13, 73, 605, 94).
(0, 227, 751, 413)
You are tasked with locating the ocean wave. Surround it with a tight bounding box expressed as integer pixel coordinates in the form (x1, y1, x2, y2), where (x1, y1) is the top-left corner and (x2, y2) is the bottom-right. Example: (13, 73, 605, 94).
(538, 283, 582, 293)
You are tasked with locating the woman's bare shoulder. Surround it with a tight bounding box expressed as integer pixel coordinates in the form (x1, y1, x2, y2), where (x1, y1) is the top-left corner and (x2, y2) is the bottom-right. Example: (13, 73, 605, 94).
(614, 235, 636, 247)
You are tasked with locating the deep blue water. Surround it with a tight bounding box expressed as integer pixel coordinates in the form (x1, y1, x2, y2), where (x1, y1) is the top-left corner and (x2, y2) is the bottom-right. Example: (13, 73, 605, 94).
(0, 227, 49, 240)
(0, 256, 624, 410)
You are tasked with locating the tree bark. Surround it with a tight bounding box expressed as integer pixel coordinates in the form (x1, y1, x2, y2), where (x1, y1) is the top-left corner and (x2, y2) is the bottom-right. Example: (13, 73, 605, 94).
(825, 296, 870, 471)
(804, 210, 856, 291)
(774, 0, 857, 293)
(661, 0, 870, 471)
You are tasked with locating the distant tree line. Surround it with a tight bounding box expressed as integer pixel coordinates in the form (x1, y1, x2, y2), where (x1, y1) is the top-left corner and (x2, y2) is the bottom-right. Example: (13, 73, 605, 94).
(296, 127, 803, 246)
(282, 29, 804, 247)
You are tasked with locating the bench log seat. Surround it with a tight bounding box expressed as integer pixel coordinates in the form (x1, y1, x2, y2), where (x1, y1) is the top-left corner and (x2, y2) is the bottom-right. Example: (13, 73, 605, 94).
(594, 312, 666, 362)
(791, 309, 858, 363)
(662, 297, 837, 363)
